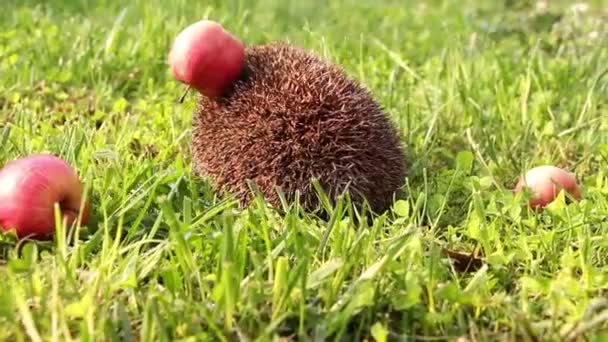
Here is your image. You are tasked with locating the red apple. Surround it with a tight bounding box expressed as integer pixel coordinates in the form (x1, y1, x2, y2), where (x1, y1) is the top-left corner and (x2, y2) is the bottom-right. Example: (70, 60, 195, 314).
(0, 154, 90, 239)
(168, 19, 245, 98)
(514, 165, 582, 209)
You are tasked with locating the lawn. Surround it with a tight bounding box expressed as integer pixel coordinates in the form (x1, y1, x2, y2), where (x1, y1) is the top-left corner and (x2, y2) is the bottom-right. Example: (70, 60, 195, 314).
(1, 0, 607, 340)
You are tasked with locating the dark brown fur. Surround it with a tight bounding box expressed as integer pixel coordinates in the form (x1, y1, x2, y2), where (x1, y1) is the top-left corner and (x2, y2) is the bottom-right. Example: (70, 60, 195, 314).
(192, 43, 407, 213)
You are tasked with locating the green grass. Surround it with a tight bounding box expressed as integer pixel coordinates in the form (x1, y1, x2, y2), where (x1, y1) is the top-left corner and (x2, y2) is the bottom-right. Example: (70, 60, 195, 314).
(1, 0, 607, 340)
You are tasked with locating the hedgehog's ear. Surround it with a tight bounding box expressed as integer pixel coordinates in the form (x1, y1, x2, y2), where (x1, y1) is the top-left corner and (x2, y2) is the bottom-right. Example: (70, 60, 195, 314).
(169, 19, 246, 99)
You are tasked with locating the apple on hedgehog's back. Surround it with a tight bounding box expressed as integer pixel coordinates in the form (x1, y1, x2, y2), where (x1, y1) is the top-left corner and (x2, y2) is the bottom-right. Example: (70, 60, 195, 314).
(169, 19, 408, 213)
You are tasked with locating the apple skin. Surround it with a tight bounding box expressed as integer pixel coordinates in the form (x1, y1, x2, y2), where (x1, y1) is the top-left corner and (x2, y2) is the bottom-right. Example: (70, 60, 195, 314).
(168, 19, 245, 98)
(514, 165, 582, 209)
(0, 154, 90, 239)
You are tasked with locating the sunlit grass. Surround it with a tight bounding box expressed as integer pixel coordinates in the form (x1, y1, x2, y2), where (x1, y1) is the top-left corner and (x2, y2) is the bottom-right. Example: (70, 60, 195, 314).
(0, 0, 607, 340)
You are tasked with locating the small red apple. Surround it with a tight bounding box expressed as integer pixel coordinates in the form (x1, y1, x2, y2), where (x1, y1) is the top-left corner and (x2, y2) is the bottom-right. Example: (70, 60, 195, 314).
(168, 19, 245, 98)
(514, 165, 582, 209)
(0, 154, 90, 239)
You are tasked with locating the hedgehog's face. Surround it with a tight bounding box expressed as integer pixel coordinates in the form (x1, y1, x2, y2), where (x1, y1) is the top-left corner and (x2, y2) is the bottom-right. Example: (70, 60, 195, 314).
(169, 20, 245, 98)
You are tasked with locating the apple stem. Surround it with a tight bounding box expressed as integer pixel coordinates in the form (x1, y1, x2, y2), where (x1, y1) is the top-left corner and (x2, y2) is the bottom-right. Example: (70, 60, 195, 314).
(179, 85, 191, 103)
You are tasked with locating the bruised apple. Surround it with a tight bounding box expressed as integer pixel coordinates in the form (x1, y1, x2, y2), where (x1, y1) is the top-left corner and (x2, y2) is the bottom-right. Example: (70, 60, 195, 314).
(0, 154, 90, 239)
(515, 165, 582, 209)
(168, 19, 245, 98)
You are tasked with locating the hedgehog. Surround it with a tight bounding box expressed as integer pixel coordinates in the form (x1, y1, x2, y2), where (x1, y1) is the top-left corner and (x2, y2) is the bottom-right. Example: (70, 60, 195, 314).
(169, 20, 407, 214)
